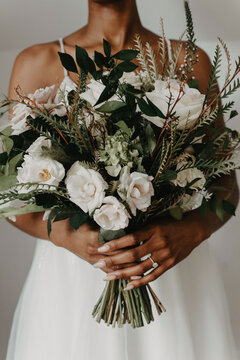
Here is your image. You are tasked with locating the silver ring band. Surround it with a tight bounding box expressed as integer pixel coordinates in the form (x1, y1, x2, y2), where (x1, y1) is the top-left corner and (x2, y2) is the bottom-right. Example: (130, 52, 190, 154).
(149, 256, 158, 269)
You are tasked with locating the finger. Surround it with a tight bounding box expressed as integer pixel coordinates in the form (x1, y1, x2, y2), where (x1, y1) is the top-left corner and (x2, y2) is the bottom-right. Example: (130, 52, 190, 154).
(103, 257, 153, 280)
(124, 257, 175, 290)
(94, 242, 150, 269)
(97, 230, 152, 253)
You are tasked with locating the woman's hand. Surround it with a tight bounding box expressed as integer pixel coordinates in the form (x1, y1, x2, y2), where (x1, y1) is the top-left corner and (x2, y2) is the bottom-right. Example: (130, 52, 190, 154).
(50, 219, 138, 274)
(94, 212, 212, 289)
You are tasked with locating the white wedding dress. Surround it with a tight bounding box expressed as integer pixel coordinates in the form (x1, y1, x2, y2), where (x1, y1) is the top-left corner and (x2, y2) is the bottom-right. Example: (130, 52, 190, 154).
(5, 38, 238, 360)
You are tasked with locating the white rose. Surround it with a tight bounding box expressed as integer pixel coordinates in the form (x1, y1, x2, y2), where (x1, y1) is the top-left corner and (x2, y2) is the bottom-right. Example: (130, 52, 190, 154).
(10, 103, 33, 135)
(10, 85, 67, 135)
(143, 79, 204, 129)
(80, 79, 118, 107)
(65, 162, 108, 213)
(26, 136, 51, 157)
(172, 167, 206, 190)
(180, 192, 204, 212)
(93, 196, 130, 230)
(119, 71, 143, 89)
(118, 167, 154, 216)
(17, 154, 65, 193)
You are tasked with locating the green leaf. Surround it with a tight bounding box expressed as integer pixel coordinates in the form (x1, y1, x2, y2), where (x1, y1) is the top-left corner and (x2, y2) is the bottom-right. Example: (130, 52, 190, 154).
(93, 69, 103, 80)
(145, 124, 156, 153)
(146, 98, 167, 119)
(113, 49, 139, 61)
(136, 97, 156, 116)
(0, 175, 17, 191)
(69, 212, 88, 230)
(8, 152, 23, 175)
(229, 110, 238, 119)
(0, 135, 14, 154)
(94, 51, 105, 68)
(187, 79, 199, 89)
(0, 126, 13, 137)
(96, 101, 126, 113)
(98, 228, 126, 244)
(116, 61, 138, 73)
(200, 197, 207, 216)
(103, 39, 111, 58)
(169, 207, 183, 221)
(58, 52, 78, 74)
(158, 169, 177, 182)
(115, 121, 131, 137)
(0, 152, 8, 165)
(95, 86, 117, 106)
(222, 200, 236, 216)
(47, 208, 61, 237)
(216, 199, 225, 221)
(209, 194, 216, 212)
(0, 204, 44, 219)
(75, 46, 96, 74)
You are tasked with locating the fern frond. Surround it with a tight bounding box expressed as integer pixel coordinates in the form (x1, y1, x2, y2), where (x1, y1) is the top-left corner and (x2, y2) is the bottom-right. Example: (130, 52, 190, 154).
(221, 78, 240, 99)
(184, 1, 198, 76)
(168, 31, 186, 78)
(204, 45, 222, 105)
(145, 42, 159, 81)
(134, 34, 153, 82)
(218, 37, 231, 87)
(158, 18, 168, 79)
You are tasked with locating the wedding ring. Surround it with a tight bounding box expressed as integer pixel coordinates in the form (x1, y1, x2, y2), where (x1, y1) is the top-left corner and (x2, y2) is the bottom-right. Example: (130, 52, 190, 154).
(149, 256, 158, 269)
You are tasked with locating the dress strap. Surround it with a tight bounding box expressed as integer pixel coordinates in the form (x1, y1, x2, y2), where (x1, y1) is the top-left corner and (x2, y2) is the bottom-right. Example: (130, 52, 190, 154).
(58, 37, 68, 78)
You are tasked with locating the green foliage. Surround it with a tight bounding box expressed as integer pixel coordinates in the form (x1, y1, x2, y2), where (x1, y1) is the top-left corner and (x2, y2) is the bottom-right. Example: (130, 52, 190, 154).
(98, 228, 126, 244)
(96, 101, 126, 113)
(75, 46, 96, 74)
(204, 45, 222, 105)
(58, 52, 78, 74)
(113, 49, 139, 61)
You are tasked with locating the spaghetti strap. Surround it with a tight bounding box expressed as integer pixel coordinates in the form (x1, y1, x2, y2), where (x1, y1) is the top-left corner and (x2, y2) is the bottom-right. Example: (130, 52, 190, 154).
(58, 37, 68, 78)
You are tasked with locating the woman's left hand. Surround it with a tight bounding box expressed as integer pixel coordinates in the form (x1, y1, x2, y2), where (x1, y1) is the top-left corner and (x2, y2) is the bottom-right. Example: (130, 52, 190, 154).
(94, 213, 212, 290)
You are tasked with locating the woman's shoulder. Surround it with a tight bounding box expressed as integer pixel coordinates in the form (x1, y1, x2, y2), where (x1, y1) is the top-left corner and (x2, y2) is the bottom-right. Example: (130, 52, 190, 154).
(9, 40, 64, 97)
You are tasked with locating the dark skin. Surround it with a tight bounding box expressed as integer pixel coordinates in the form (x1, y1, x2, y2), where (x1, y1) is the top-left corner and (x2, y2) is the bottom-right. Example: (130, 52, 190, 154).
(7, 0, 239, 290)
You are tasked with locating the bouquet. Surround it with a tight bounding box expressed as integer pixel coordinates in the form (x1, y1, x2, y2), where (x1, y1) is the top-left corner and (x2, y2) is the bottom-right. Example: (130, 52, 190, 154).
(0, 2, 240, 328)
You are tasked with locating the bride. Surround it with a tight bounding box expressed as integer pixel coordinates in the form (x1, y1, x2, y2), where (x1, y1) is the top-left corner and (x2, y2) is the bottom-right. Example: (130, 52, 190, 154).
(6, 0, 239, 359)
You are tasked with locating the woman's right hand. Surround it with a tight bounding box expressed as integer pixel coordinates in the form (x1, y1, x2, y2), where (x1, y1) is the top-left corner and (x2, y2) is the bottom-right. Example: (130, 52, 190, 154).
(50, 219, 138, 274)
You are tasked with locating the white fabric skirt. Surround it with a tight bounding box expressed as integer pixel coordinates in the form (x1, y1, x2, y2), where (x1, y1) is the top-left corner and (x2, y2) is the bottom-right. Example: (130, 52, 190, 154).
(6, 237, 238, 360)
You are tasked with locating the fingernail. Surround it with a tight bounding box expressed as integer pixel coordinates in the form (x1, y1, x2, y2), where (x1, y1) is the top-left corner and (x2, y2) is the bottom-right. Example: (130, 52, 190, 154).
(93, 260, 106, 269)
(124, 284, 134, 291)
(103, 274, 117, 281)
(98, 244, 110, 253)
(130, 276, 142, 280)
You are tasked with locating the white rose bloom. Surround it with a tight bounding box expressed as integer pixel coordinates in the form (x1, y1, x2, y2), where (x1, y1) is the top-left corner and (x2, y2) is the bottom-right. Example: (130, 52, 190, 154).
(26, 136, 51, 157)
(65, 162, 108, 213)
(80, 79, 118, 107)
(93, 196, 130, 230)
(17, 154, 65, 193)
(144, 79, 205, 129)
(10, 85, 67, 135)
(172, 167, 206, 190)
(180, 189, 212, 213)
(11, 103, 33, 135)
(118, 167, 154, 216)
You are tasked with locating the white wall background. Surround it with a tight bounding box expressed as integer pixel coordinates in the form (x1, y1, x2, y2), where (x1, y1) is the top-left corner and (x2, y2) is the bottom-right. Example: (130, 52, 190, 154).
(0, 0, 239, 359)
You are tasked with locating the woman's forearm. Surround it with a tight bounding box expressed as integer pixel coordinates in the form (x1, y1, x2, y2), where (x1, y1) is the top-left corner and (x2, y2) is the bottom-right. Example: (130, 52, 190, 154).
(6, 212, 50, 240)
(183, 171, 239, 238)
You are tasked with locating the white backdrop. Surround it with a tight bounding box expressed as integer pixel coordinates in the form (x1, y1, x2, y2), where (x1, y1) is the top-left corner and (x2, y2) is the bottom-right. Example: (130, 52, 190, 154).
(0, 1, 239, 359)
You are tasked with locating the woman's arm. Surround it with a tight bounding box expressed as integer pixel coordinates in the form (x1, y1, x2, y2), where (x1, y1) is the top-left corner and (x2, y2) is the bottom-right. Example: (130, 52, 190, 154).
(94, 45, 239, 288)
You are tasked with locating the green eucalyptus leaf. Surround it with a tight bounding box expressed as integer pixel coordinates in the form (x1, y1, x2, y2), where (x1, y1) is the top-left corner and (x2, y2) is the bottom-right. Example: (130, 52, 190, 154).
(96, 101, 126, 113)
(58, 52, 78, 74)
(113, 49, 139, 61)
(146, 97, 167, 119)
(95, 86, 117, 106)
(136, 97, 156, 116)
(0, 126, 13, 137)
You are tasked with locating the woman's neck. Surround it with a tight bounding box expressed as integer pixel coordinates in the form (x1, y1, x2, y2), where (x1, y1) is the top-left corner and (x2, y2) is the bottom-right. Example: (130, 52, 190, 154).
(86, 0, 143, 50)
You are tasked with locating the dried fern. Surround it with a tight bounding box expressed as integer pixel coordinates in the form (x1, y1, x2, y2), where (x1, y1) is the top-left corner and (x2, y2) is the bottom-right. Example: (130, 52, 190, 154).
(145, 42, 159, 81)
(218, 37, 232, 87)
(167, 31, 186, 78)
(134, 34, 153, 82)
